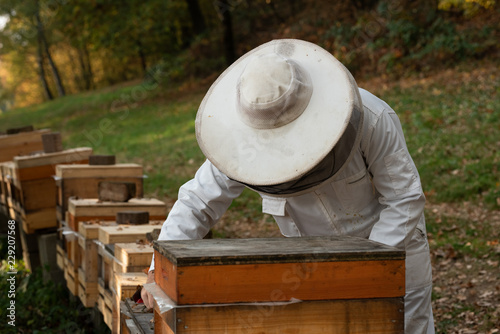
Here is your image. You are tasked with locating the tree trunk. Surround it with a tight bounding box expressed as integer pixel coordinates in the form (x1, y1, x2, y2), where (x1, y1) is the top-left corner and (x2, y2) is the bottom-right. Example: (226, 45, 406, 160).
(215, 0, 236, 66)
(186, 0, 206, 35)
(83, 43, 94, 90)
(71, 49, 84, 91)
(36, 36, 53, 101)
(137, 40, 147, 74)
(76, 48, 87, 91)
(35, 0, 65, 97)
(77, 43, 93, 90)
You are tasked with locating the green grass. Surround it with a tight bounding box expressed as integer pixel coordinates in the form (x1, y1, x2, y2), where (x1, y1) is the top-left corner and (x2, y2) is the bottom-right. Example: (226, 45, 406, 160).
(425, 213, 495, 258)
(2, 62, 499, 215)
(373, 71, 500, 209)
(0, 260, 109, 334)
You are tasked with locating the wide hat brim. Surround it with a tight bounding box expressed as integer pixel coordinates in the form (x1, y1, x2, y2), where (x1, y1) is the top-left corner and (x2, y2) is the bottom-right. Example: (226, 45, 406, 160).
(195, 39, 361, 186)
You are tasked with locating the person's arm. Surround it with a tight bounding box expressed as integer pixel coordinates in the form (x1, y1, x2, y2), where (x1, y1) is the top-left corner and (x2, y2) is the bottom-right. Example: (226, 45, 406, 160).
(142, 160, 245, 307)
(153, 159, 246, 244)
(360, 92, 425, 250)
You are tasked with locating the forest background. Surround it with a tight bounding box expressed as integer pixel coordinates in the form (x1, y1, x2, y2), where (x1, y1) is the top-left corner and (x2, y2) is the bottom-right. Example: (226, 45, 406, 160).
(0, 0, 499, 333)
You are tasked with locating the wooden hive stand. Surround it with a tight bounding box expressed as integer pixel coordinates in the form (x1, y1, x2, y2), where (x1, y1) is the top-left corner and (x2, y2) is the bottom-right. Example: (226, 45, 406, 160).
(149, 236, 406, 334)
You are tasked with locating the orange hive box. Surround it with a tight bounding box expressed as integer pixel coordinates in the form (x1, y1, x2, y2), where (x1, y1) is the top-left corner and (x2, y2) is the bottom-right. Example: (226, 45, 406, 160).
(151, 236, 406, 334)
(6, 148, 92, 234)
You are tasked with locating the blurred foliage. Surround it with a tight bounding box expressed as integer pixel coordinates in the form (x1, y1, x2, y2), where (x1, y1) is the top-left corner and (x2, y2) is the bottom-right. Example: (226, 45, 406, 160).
(0, 260, 108, 333)
(322, 0, 498, 76)
(439, 0, 496, 16)
(0, 0, 498, 108)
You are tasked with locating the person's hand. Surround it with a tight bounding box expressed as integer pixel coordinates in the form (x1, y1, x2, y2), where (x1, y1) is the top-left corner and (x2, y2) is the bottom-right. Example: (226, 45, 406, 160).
(141, 270, 155, 309)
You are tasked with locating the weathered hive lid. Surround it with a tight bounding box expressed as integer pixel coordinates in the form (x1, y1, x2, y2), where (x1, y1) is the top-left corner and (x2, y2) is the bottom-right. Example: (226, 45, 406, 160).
(154, 236, 405, 266)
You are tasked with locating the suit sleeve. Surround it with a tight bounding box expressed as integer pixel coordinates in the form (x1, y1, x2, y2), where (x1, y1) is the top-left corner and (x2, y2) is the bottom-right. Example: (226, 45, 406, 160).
(361, 100, 426, 251)
(149, 160, 245, 271)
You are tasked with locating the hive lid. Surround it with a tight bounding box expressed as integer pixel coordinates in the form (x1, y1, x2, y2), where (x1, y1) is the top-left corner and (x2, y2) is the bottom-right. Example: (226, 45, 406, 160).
(154, 236, 405, 266)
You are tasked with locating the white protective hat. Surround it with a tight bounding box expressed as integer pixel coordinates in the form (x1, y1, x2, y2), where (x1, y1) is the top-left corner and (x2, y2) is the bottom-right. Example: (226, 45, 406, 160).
(195, 39, 363, 195)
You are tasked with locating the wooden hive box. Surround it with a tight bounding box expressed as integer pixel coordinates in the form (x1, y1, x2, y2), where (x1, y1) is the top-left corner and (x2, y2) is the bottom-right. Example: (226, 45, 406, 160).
(151, 236, 405, 334)
(56, 242, 65, 271)
(97, 243, 115, 320)
(113, 272, 148, 302)
(55, 163, 144, 222)
(98, 224, 162, 246)
(76, 221, 118, 308)
(112, 242, 154, 333)
(77, 221, 118, 271)
(8, 148, 93, 233)
(114, 242, 155, 273)
(97, 221, 161, 289)
(77, 229, 100, 308)
(2, 162, 22, 214)
(64, 257, 79, 297)
(67, 198, 166, 232)
(0, 128, 50, 163)
(72, 221, 160, 304)
(98, 224, 161, 290)
(98, 283, 114, 331)
(97, 243, 120, 332)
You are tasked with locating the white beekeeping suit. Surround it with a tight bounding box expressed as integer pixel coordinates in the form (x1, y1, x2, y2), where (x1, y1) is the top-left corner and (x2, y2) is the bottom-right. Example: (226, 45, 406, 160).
(147, 39, 435, 333)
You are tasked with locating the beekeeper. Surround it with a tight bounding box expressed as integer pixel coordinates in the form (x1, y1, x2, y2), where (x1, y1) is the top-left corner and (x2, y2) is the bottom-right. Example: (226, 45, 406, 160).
(142, 39, 435, 333)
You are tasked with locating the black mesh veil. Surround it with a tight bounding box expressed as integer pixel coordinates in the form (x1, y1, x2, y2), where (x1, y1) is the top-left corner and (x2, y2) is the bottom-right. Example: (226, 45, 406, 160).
(242, 102, 363, 196)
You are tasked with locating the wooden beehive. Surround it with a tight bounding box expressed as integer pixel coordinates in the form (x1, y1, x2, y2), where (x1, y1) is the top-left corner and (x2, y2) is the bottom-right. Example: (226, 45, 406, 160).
(74, 221, 117, 308)
(98, 224, 163, 244)
(77, 232, 100, 308)
(152, 236, 405, 333)
(64, 257, 79, 297)
(71, 221, 160, 311)
(56, 242, 65, 271)
(113, 242, 155, 273)
(153, 296, 403, 334)
(55, 163, 144, 221)
(5, 148, 93, 233)
(112, 243, 154, 333)
(0, 128, 50, 163)
(67, 198, 166, 232)
(91, 223, 161, 332)
(97, 224, 161, 292)
(98, 276, 115, 330)
(113, 272, 147, 304)
(2, 161, 22, 214)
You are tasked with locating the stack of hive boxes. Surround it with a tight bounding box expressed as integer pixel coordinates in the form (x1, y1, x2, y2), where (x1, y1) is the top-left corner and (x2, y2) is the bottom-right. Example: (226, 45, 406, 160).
(0, 127, 92, 272)
(55, 157, 166, 333)
(0, 128, 50, 218)
(148, 236, 406, 334)
(55, 159, 146, 282)
(96, 223, 160, 332)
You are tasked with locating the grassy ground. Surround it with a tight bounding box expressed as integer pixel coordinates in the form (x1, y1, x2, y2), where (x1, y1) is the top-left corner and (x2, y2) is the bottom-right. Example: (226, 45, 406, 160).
(1, 59, 499, 333)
